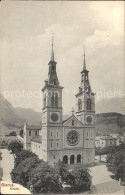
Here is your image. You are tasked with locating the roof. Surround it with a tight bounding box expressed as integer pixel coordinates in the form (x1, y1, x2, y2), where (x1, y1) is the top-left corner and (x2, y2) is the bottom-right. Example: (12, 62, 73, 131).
(26, 124, 42, 130)
(100, 136, 117, 140)
(62, 115, 83, 126)
(31, 136, 42, 143)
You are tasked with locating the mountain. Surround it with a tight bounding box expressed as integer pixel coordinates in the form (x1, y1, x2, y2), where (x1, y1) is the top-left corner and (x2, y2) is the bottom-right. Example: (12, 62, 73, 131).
(15, 107, 41, 124)
(96, 96, 125, 114)
(95, 112, 125, 136)
(0, 94, 42, 135)
(0, 94, 25, 135)
(0, 94, 125, 136)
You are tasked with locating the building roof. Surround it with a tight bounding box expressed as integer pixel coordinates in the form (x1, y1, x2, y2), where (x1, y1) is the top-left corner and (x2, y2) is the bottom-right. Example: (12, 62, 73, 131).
(31, 136, 42, 143)
(62, 115, 83, 126)
(26, 124, 42, 130)
(100, 136, 117, 140)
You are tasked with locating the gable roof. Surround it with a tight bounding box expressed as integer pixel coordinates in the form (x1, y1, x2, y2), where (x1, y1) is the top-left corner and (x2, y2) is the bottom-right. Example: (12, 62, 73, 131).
(26, 124, 42, 130)
(63, 115, 83, 127)
(100, 136, 117, 140)
(31, 136, 42, 143)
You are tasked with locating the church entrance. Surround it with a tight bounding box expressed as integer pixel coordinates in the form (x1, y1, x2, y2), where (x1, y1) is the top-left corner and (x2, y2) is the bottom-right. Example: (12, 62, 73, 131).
(63, 155, 68, 164)
(70, 155, 74, 165)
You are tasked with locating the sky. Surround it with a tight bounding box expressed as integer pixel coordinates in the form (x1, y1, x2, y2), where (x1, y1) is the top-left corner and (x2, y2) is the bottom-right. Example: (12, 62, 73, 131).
(1, 1, 124, 114)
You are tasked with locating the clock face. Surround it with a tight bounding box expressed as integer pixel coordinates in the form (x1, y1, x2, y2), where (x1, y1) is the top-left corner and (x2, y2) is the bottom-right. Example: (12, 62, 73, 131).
(86, 116, 92, 124)
(51, 113, 59, 122)
(67, 130, 79, 146)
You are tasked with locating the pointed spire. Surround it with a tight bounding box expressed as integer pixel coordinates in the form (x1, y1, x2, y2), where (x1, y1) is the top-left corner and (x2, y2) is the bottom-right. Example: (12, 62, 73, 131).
(51, 36, 54, 61)
(71, 107, 75, 116)
(83, 45, 86, 70)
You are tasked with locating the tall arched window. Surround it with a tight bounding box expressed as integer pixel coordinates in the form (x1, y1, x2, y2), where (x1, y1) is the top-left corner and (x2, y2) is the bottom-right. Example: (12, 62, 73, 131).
(77, 154, 81, 164)
(87, 98, 91, 110)
(78, 99, 82, 111)
(63, 155, 68, 164)
(51, 92, 54, 106)
(70, 155, 75, 165)
(51, 92, 59, 107)
(55, 93, 58, 107)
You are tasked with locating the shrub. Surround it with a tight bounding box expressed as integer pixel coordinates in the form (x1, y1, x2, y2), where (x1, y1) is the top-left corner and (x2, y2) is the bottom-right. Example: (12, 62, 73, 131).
(0, 140, 8, 147)
(9, 131, 17, 136)
(95, 146, 113, 156)
(55, 161, 69, 182)
(14, 150, 37, 167)
(11, 156, 41, 187)
(66, 165, 92, 192)
(7, 140, 23, 155)
(107, 143, 125, 181)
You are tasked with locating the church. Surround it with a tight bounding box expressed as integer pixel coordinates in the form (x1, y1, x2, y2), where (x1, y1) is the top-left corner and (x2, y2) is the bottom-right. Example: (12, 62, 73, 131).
(24, 42, 96, 166)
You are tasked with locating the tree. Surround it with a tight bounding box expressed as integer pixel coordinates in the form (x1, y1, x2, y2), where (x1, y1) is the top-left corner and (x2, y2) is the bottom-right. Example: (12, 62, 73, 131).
(107, 143, 125, 182)
(0, 140, 8, 147)
(55, 161, 69, 182)
(14, 150, 37, 168)
(9, 131, 17, 136)
(7, 140, 23, 156)
(66, 165, 92, 193)
(30, 162, 62, 193)
(11, 156, 41, 187)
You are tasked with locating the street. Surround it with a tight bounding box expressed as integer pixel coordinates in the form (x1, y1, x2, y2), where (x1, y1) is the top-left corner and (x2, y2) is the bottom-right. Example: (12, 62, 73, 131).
(0, 149, 31, 194)
(89, 164, 124, 194)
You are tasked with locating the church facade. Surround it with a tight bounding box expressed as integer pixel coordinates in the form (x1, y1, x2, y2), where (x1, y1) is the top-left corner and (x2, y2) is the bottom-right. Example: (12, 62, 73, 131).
(24, 42, 96, 166)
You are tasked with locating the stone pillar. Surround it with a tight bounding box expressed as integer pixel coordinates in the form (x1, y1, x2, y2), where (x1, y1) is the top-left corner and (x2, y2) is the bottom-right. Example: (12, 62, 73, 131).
(68, 157, 70, 165)
(75, 156, 77, 165)
(81, 156, 83, 164)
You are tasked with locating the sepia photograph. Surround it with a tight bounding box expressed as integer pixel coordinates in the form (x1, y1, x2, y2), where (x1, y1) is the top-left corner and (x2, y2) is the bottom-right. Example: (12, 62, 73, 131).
(0, 1, 125, 194)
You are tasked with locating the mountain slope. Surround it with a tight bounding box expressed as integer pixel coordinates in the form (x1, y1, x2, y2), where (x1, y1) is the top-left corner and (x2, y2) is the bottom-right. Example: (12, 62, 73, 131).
(0, 95, 25, 128)
(15, 107, 41, 124)
(96, 96, 125, 114)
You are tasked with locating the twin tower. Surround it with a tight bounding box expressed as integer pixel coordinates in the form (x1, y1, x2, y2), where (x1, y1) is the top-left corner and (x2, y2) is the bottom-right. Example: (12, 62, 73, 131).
(40, 42, 96, 166)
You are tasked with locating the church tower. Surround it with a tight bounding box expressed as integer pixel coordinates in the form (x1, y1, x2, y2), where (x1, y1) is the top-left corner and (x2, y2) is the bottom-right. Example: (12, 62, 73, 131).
(75, 48, 95, 165)
(41, 40, 63, 165)
(75, 48, 95, 125)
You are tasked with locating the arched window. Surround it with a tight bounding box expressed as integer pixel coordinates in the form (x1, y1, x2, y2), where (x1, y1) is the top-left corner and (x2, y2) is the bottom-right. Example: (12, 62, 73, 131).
(78, 99, 82, 111)
(51, 66, 55, 73)
(87, 98, 91, 110)
(51, 92, 59, 107)
(55, 93, 58, 107)
(70, 155, 75, 165)
(51, 92, 54, 106)
(77, 154, 81, 164)
(63, 155, 68, 164)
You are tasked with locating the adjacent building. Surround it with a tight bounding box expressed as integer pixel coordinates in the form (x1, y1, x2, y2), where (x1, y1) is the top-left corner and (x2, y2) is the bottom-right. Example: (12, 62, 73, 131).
(95, 135, 117, 148)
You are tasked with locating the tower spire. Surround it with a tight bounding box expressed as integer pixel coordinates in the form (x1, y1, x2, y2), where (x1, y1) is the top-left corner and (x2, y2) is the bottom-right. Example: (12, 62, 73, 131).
(83, 45, 86, 70)
(51, 36, 54, 61)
